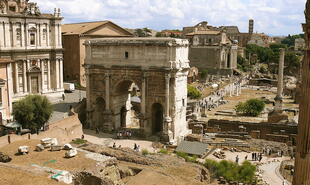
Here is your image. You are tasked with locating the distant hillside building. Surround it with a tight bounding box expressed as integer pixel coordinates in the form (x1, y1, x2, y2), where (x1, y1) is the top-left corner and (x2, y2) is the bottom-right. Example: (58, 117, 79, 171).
(247, 33, 274, 47)
(184, 22, 238, 75)
(62, 21, 133, 86)
(0, 0, 64, 121)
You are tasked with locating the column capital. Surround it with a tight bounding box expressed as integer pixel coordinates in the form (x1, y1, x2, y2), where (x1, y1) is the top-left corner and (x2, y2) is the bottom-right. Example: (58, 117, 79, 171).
(104, 72, 110, 79)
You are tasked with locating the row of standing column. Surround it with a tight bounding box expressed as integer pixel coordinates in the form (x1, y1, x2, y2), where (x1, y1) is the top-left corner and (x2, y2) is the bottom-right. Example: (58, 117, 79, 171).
(13, 59, 63, 95)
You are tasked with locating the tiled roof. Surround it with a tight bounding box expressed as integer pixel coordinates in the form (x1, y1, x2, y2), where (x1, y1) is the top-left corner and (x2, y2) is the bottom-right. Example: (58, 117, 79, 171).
(62, 21, 132, 36)
(176, 141, 209, 156)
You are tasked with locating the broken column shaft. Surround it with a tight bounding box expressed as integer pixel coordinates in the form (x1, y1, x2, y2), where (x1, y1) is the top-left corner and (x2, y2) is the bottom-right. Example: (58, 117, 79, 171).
(274, 48, 285, 112)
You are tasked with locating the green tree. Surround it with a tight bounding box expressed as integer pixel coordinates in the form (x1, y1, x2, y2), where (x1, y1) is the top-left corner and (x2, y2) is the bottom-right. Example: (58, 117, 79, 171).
(237, 55, 251, 72)
(13, 95, 53, 131)
(204, 159, 257, 183)
(187, 85, 202, 99)
(235, 98, 265, 117)
(281, 34, 304, 47)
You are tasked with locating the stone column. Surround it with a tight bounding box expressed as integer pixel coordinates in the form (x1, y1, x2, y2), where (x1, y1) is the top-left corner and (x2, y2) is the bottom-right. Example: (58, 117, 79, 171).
(293, 3, 310, 183)
(14, 62, 19, 94)
(164, 73, 172, 141)
(164, 73, 171, 121)
(274, 48, 285, 112)
(141, 73, 146, 115)
(59, 58, 63, 89)
(23, 60, 27, 93)
(105, 73, 110, 111)
(40, 60, 44, 92)
(47, 59, 51, 91)
(55, 59, 60, 89)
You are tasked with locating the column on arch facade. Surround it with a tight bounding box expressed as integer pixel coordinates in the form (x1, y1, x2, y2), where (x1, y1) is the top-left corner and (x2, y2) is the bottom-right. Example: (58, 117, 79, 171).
(104, 72, 110, 111)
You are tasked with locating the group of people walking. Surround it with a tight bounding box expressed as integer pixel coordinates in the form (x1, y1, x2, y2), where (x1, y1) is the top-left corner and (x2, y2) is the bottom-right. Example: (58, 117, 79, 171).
(252, 152, 263, 162)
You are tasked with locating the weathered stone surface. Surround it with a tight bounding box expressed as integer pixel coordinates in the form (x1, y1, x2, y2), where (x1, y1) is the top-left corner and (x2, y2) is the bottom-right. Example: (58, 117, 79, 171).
(84, 38, 190, 143)
(81, 143, 161, 166)
(0, 152, 11, 163)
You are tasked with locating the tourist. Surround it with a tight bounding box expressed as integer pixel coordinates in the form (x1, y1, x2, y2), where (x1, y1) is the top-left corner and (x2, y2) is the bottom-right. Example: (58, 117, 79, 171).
(245, 155, 248, 160)
(235, 155, 239, 163)
(134, 143, 138, 151)
(113, 142, 116, 148)
(252, 153, 254, 160)
(96, 127, 99, 134)
(81, 134, 85, 139)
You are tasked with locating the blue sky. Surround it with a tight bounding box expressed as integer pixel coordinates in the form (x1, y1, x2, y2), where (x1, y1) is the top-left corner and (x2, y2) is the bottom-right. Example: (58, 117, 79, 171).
(35, 0, 306, 36)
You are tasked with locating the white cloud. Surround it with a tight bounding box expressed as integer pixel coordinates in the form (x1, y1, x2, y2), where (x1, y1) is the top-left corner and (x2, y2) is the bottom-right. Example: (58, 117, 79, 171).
(33, 0, 307, 35)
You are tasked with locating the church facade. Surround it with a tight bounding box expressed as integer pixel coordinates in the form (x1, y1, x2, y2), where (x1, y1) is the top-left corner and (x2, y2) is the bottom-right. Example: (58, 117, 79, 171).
(0, 0, 63, 121)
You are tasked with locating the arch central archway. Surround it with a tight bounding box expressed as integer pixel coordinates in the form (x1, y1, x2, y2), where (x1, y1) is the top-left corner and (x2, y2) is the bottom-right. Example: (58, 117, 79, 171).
(112, 80, 141, 130)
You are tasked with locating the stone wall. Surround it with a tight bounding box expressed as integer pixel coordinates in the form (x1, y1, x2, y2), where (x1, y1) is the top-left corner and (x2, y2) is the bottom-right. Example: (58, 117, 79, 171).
(208, 119, 297, 144)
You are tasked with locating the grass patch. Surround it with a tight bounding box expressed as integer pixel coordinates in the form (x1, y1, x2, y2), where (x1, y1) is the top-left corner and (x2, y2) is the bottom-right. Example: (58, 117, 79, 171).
(158, 148, 168, 154)
(176, 151, 197, 163)
(71, 138, 87, 145)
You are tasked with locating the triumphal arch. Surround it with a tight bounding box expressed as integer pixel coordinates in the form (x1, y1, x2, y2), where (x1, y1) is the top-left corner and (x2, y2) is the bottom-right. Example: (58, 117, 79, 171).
(84, 38, 190, 143)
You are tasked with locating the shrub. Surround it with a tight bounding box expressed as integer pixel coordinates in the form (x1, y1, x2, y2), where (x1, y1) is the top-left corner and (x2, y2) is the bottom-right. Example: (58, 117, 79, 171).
(13, 95, 53, 131)
(187, 85, 202, 99)
(142, 149, 149, 156)
(235, 98, 265, 117)
(176, 152, 197, 163)
(159, 148, 168, 154)
(204, 159, 257, 183)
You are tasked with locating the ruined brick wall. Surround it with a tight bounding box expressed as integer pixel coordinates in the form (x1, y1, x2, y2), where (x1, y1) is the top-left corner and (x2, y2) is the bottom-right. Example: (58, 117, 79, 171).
(208, 119, 297, 142)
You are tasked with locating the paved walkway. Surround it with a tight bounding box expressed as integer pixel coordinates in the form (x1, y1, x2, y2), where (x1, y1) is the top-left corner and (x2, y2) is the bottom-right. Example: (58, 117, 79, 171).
(83, 129, 156, 152)
(259, 158, 291, 185)
(49, 90, 86, 124)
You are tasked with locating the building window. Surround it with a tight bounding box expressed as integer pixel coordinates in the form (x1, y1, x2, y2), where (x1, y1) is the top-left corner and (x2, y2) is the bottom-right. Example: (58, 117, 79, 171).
(30, 33, 35, 45)
(16, 28, 21, 40)
(42, 29, 47, 41)
(125, 51, 129, 59)
(9, 6, 16, 12)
